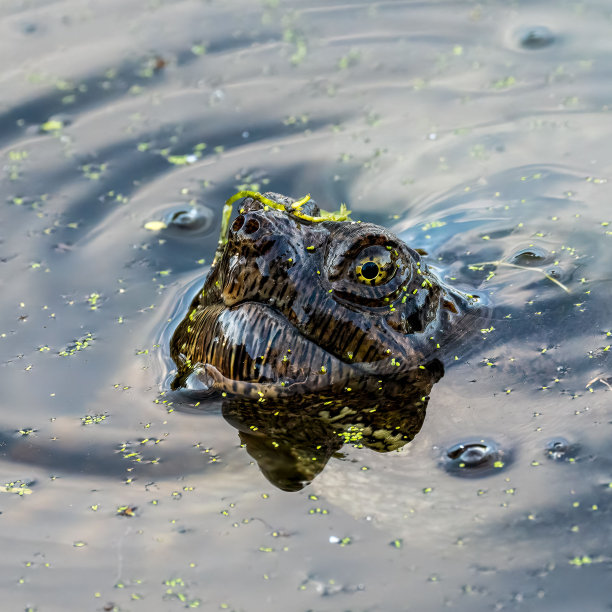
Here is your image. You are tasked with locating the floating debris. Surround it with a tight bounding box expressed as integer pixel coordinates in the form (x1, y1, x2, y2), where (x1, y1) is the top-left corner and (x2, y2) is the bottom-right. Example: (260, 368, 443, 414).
(144, 220, 168, 232)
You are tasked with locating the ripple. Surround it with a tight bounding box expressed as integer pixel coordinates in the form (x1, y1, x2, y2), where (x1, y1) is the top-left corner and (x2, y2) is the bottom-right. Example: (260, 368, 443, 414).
(0, 0, 609, 605)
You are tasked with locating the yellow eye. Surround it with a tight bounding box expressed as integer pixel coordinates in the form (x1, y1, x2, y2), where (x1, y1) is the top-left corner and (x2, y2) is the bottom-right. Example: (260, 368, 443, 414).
(354, 247, 395, 285)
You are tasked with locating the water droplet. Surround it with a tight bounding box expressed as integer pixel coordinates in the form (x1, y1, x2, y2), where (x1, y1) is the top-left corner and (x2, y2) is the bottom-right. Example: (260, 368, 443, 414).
(516, 26, 555, 50)
(441, 438, 510, 477)
(545, 437, 579, 462)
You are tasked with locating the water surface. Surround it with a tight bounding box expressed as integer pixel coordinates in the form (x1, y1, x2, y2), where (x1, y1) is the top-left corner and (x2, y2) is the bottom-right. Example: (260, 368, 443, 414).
(1, 0, 611, 610)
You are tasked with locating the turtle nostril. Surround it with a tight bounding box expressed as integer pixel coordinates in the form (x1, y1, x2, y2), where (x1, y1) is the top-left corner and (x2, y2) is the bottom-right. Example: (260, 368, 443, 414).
(230, 213, 262, 239)
(244, 218, 260, 235)
(232, 215, 245, 232)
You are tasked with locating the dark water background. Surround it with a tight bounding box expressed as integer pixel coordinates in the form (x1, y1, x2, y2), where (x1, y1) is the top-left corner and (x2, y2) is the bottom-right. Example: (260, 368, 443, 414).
(1, 0, 612, 610)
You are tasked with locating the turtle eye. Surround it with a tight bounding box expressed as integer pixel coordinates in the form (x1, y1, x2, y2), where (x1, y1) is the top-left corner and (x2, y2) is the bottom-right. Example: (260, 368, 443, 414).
(360, 261, 380, 280)
(354, 246, 396, 285)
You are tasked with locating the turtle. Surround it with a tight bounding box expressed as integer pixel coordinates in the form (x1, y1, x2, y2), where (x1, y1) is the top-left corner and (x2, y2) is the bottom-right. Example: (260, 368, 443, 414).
(169, 191, 488, 490)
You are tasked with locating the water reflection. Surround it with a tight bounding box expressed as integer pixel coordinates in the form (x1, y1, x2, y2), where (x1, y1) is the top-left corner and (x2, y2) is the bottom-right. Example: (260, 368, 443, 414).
(219, 360, 442, 491)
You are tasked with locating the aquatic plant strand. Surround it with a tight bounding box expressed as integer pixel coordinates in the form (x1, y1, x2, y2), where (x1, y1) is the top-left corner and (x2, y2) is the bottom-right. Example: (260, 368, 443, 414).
(475, 260, 571, 294)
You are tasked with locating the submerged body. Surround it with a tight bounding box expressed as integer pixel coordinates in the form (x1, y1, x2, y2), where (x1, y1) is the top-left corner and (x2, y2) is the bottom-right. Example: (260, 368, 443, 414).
(170, 192, 487, 489)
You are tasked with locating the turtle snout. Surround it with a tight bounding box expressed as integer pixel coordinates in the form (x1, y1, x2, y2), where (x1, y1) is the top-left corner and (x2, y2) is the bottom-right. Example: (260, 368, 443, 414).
(230, 212, 266, 242)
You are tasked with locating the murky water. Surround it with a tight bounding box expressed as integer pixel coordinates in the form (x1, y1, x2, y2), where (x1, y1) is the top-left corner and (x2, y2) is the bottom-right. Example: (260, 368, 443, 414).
(1, 0, 611, 610)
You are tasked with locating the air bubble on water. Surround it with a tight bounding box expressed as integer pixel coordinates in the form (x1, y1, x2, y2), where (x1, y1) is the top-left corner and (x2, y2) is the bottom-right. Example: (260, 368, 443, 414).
(21, 22, 38, 35)
(441, 438, 510, 478)
(545, 437, 579, 462)
(163, 204, 214, 235)
(516, 26, 555, 50)
(510, 245, 549, 266)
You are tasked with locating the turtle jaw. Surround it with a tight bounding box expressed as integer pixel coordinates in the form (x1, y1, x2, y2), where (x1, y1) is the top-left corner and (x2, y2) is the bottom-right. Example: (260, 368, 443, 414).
(173, 301, 363, 399)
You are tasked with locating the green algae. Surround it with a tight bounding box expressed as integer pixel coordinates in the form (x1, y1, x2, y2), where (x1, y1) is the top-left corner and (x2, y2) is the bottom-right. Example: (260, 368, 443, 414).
(470, 260, 571, 293)
(3, 480, 33, 496)
(59, 333, 94, 357)
(40, 119, 64, 132)
(81, 414, 108, 425)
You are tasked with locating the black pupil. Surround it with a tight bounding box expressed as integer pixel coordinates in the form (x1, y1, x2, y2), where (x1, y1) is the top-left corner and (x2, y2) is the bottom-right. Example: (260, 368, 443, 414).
(361, 261, 379, 280)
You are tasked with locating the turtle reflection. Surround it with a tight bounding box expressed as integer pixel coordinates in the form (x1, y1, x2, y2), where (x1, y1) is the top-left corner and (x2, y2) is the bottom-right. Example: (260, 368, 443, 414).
(219, 360, 442, 491)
